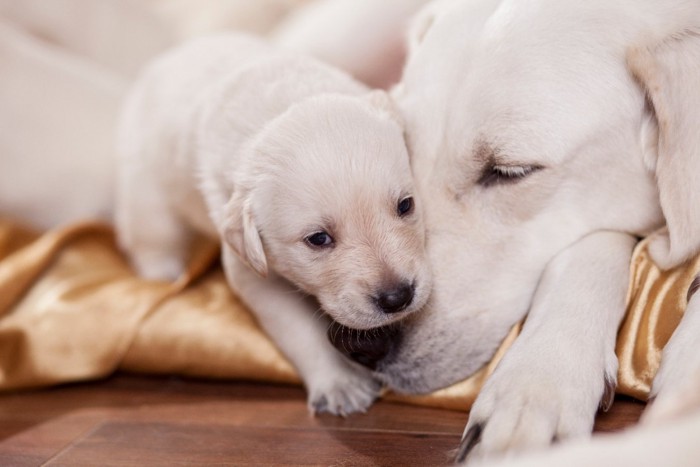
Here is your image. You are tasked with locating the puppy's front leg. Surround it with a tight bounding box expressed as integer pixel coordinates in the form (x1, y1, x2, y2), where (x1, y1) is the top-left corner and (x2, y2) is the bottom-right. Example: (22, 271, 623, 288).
(222, 246, 381, 416)
(643, 276, 700, 424)
(457, 231, 636, 464)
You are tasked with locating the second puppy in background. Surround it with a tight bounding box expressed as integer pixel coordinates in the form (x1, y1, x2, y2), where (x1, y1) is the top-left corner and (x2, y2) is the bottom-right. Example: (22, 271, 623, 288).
(116, 34, 431, 415)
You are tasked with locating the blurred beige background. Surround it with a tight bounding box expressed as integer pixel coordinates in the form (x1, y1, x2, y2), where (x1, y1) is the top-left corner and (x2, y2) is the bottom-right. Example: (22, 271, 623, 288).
(0, 0, 428, 229)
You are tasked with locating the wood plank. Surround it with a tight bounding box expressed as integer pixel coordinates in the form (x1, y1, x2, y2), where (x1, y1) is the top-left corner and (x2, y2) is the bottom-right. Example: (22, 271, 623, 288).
(594, 396, 645, 432)
(47, 422, 459, 466)
(0, 410, 108, 466)
(0, 374, 646, 466)
(1, 400, 464, 465)
(0, 374, 469, 440)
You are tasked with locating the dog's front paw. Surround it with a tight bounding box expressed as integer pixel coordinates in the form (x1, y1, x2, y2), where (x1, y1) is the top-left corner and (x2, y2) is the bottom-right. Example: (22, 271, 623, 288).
(455, 354, 616, 464)
(306, 361, 381, 416)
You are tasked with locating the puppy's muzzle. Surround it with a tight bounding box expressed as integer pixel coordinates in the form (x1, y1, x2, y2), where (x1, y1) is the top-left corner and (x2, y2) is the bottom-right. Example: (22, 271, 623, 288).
(374, 281, 415, 314)
(327, 321, 400, 370)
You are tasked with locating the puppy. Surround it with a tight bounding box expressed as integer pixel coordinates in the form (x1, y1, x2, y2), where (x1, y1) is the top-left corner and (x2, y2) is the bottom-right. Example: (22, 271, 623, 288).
(116, 34, 431, 415)
(327, 0, 700, 458)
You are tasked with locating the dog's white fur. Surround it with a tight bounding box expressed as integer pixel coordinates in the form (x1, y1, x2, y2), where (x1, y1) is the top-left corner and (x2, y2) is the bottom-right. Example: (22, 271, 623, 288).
(116, 34, 431, 415)
(363, 0, 700, 460)
(473, 405, 700, 467)
(272, 0, 430, 89)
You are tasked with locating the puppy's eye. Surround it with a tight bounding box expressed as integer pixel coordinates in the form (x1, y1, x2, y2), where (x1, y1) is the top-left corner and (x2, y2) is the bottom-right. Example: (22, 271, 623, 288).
(305, 231, 334, 248)
(478, 164, 543, 187)
(397, 196, 414, 217)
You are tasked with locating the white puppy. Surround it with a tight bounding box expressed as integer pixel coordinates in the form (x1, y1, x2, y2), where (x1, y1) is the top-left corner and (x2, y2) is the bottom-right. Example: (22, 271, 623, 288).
(116, 34, 431, 415)
(326, 0, 700, 458)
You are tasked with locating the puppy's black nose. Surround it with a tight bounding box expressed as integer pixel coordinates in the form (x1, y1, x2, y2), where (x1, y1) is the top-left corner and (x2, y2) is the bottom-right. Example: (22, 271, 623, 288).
(375, 281, 415, 313)
(327, 321, 399, 370)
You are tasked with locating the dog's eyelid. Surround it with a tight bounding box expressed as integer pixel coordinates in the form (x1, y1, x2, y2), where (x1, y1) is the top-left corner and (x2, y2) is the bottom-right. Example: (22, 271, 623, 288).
(492, 164, 536, 176)
(490, 154, 543, 169)
(477, 161, 544, 187)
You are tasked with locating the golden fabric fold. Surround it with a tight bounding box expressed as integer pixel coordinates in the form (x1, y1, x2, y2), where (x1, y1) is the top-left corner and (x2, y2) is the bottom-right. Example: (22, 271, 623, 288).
(0, 220, 697, 411)
(616, 237, 700, 400)
(0, 220, 299, 391)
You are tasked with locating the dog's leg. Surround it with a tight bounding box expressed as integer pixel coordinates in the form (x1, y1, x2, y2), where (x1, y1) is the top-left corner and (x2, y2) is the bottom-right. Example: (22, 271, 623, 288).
(642, 275, 700, 424)
(222, 246, 381, 416)
(456, 231, 636, 464)
(115, 161, 190, 281)
(464, 407, 700, 467)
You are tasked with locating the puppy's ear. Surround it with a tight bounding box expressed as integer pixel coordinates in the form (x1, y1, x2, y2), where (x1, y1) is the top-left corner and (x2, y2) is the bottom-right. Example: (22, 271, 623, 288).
(627, 31, 700, 269)
(365, 90, 403, 126)
(222, 191, 268, 277)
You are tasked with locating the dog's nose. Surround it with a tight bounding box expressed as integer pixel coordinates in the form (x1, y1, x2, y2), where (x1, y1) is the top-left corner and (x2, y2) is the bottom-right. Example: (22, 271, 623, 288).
(327, 321, 399, 370)
(375, 281, 415, 313)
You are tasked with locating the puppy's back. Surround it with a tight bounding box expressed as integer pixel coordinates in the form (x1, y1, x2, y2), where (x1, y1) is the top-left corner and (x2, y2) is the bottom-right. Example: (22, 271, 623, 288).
(118, 34, 272, 168)
(117, 33, 368, 236)
(116, 34, 278, 236)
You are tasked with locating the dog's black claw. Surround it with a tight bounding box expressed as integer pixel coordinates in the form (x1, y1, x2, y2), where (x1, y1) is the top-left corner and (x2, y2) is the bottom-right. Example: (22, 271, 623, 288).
(455, 423, 483, 464)
(311, 395, 328, 415)
(600, 373, 617, 412)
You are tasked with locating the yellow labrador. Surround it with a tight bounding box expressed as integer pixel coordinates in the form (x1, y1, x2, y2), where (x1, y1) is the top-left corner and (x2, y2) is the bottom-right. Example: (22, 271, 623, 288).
(329, 0, 700, 460)
(116, 34, 431, 415)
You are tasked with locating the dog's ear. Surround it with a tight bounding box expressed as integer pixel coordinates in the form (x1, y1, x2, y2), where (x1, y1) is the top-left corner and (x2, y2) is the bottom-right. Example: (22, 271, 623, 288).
(627, 31, 700, 269)
(222, 191, 268, 277)
(364, 90, 403, 126)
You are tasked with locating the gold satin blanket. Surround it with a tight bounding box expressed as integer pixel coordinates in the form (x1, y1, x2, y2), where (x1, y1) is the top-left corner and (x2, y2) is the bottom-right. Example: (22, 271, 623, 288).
(1, 220, 697, 410)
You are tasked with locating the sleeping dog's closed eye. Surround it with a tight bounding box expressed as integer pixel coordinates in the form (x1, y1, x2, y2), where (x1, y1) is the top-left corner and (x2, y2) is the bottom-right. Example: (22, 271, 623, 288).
(477, 162, 544, 187)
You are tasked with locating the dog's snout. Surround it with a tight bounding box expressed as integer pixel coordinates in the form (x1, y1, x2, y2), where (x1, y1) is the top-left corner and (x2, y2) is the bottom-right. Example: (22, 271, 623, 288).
(327, 321, 399, 370)
(375, 281, 415, 313)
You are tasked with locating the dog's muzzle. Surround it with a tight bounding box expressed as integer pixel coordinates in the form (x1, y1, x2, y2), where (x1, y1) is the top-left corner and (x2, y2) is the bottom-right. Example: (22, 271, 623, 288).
(327, 320, 400, 370)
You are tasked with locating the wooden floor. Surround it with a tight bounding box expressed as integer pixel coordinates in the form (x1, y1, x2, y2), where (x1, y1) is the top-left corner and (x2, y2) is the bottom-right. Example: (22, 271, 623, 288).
(0, 373, 645, 466)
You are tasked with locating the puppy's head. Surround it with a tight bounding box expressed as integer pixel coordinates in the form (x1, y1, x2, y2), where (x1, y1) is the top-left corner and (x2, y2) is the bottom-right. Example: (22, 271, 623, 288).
(358, 1, 700, 393)
(224, 92, 431, 329)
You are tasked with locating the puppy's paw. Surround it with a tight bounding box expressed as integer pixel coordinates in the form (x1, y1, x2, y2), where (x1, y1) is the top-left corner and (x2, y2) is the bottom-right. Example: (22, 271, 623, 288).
(131, 252, 185, 282)
(455, 353, 616, 464)
(306, 361, 381, 417)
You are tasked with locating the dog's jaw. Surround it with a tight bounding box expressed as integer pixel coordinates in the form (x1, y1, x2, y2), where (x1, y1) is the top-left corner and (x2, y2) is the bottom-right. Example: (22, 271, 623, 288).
(372, 286, 530, 394)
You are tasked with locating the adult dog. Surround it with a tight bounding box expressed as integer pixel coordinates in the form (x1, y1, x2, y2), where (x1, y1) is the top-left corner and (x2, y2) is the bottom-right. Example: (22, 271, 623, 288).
(329, 0, 700, 460)
(116, 34, 431, 415)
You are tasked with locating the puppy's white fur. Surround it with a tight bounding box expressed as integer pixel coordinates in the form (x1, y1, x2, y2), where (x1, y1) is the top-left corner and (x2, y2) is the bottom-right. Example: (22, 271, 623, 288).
(366, 0, 700, 460)
(116, 34, 431, 415)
